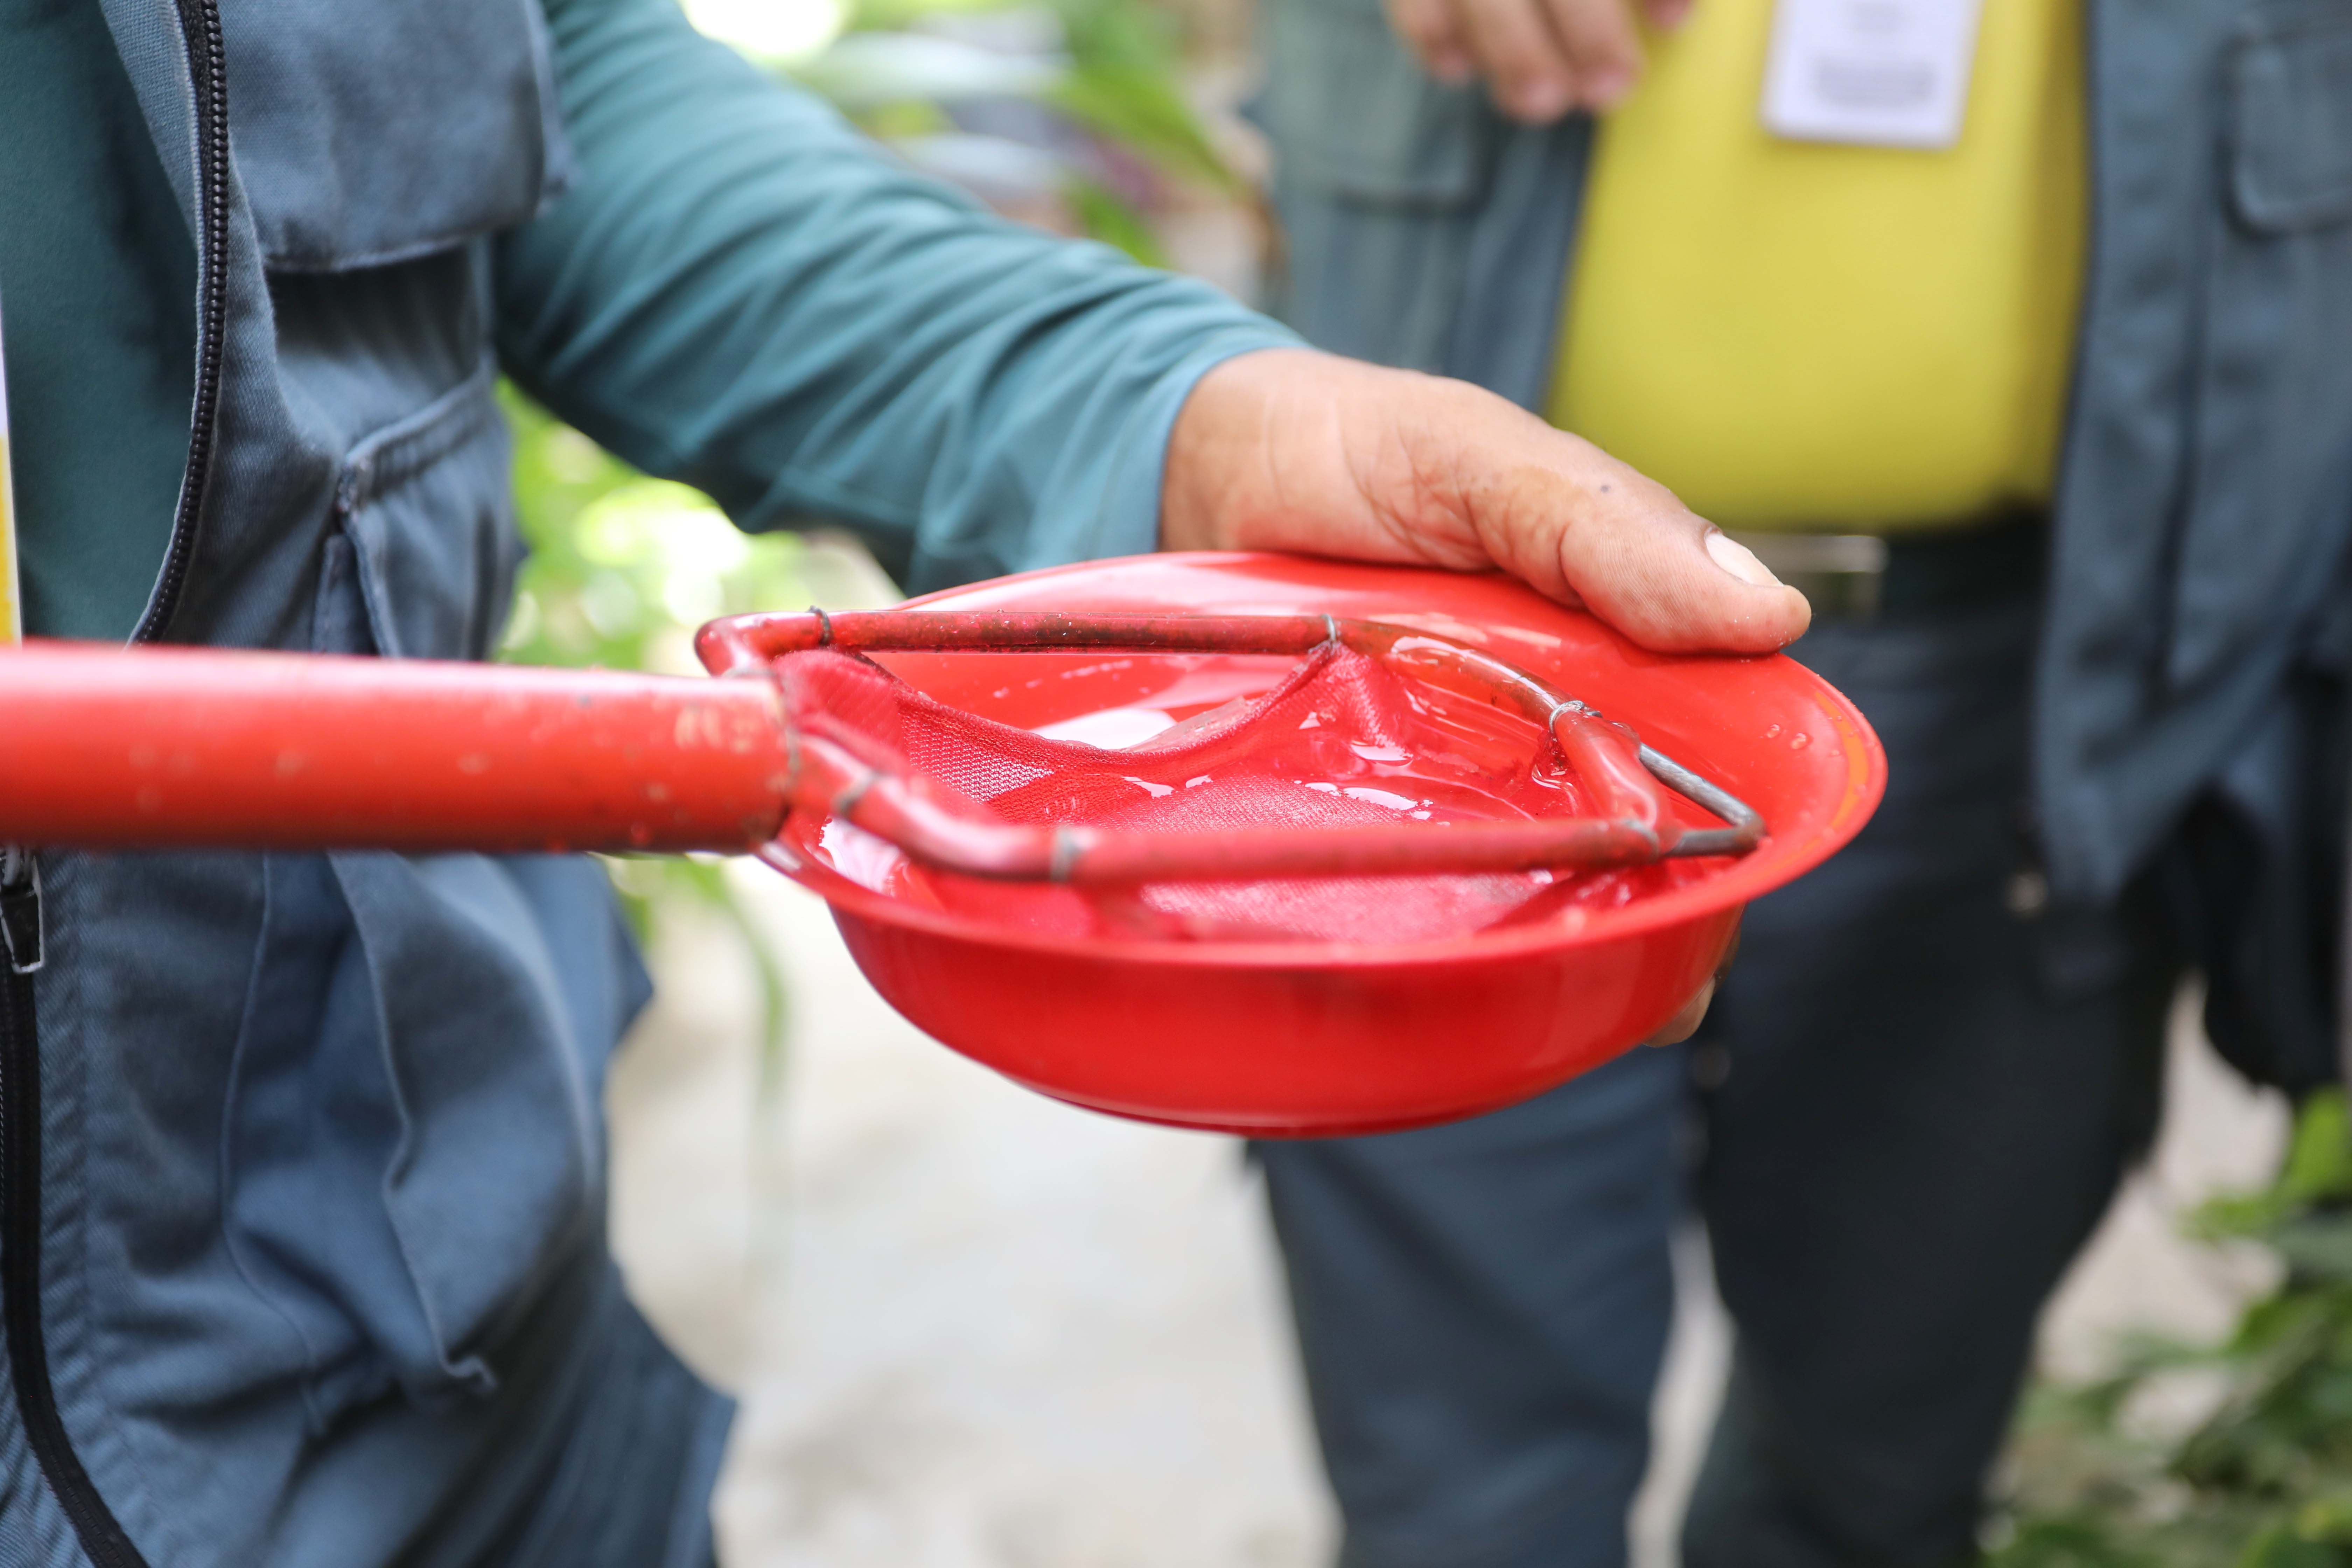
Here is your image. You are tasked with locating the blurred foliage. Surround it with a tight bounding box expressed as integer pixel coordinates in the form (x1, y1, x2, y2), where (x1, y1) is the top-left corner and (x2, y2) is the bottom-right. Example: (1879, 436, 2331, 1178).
(1031, 0, 1239, 193)
(499, 387, 845, 1077)
(701, 0, 1237, 267)
(500, 391, 826, 674)
(1991, 1091, 2352, 1568)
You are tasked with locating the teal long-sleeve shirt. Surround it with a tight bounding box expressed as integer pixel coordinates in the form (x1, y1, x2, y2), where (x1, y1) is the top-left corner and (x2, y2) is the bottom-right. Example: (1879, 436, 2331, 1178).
(1, 0, 1296, 638)
(0, 0, 199, 640)
(501, 0, 1296, 595)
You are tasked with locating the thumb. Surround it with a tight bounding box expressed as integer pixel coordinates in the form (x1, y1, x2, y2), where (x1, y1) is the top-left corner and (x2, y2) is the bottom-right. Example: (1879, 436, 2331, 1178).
(1161, 351, 1811, 655)
(1455, 426, 1813, 655)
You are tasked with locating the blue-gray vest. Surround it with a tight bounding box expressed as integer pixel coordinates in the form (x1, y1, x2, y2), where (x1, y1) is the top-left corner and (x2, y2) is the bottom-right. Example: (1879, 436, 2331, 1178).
(0, 0, 1288, 1563)
(1256, 0, 2352, 1084)
(0, 2, 726, 1563)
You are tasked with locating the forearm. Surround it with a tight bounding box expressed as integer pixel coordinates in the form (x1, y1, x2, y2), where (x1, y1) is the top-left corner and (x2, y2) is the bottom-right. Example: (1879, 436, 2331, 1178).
(496, 0, 1295, 588)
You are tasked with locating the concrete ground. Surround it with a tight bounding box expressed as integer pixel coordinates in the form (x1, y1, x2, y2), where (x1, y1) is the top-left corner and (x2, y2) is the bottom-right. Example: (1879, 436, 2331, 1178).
(608, 874, 2289, 1568)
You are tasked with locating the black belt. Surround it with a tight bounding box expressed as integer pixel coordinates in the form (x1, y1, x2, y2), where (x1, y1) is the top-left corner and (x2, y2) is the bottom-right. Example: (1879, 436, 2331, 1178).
(1727, 511, 2049, 622)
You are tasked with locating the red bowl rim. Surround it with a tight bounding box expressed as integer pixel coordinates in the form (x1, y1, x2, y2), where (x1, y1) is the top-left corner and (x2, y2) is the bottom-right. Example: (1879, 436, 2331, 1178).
(754, 553, 1886, 971)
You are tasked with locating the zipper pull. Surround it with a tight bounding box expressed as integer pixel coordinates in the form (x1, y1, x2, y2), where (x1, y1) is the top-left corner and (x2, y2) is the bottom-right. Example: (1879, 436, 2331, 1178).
(1, 847, 41, 975)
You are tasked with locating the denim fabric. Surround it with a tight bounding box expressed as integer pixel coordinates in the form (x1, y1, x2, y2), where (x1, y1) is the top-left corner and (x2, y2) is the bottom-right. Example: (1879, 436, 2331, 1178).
(1681, 597, 2176, 1567)
(1254, 0, 1588, 396)
(1258, 1044, 1685, 1568)
(0, 1364, 79, 1566)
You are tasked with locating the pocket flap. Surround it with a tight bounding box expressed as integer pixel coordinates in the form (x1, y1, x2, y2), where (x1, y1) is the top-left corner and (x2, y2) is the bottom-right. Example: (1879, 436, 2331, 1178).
(2228, 7, 2352, 233)
(222, 0, 573, 271)
(333, 366, 525, 662)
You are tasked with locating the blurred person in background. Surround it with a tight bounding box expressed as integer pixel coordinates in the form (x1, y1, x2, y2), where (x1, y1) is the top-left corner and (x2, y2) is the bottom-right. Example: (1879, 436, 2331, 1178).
(1249, 1, 2352, 1563)
(0, 0, 1805, 1564)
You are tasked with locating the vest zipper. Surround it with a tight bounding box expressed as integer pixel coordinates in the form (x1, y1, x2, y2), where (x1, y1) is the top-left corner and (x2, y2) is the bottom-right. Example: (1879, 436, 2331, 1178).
(132, 0, 231, 647)
(2, 858, 147, 1568)
(0, 0, 226, 1549)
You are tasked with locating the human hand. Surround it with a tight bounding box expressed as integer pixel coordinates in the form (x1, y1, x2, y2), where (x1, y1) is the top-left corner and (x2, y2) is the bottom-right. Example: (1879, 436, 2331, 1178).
(1386, 0, 1689, 121)
(1645, 918, 1738, 1046)
(1161, 349, 1808, 655)
(1162, 351, 1787, 1042)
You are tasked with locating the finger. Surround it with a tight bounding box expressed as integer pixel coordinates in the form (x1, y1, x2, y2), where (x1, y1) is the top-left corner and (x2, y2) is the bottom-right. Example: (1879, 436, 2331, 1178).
(1387, 0, 1475, 82)
(1161, 353, 1810, 655)
(1555, 482, 1808, 654)
(1449, 0, 1579, 122)
(1644, 979, 1714, 1047)
(1644, 912, 1740, 1046)
(1377, 381, 1808, 651)
(1567, 511, 1811, 654)
(1537, 0, 1645, 111)
(1461, 437, 1811, 653)
(1642, 0, 1694, 31)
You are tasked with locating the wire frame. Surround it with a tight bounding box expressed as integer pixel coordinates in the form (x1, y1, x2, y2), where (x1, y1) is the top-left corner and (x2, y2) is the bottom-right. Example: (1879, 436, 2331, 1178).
(696, 609, 1765, 885)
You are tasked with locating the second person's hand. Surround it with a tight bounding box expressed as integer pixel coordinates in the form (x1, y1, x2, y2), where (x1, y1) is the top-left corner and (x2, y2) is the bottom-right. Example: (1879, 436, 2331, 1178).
(1161, 348, 1792, 1048)
(1386, 0, 1691, 121)
(1161, 348, 1807, 656)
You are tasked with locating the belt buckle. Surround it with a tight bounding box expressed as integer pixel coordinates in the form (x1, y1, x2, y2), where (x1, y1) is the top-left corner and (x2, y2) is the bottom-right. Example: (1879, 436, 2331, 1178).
(1728, 532, 1888, 622)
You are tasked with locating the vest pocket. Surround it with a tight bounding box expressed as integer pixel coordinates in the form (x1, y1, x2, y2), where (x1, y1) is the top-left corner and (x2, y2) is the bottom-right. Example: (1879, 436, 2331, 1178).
(1260, 0, 1500, 207)
(221, 849, 644, 1426)
(2166, 2, 2352, 692)
(2226, 5, 2352, 234)
(331, 364, 526, 663)
(221, 0, 573, 271)
(1256, 0, 1505, 369)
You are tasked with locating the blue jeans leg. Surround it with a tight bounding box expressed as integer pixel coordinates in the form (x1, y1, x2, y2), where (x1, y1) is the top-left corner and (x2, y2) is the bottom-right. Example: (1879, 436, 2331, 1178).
(1681, 595, 2176, 1568)
(1260, 567, 2178, 1568)
(1255, 1040, 1687, 1568)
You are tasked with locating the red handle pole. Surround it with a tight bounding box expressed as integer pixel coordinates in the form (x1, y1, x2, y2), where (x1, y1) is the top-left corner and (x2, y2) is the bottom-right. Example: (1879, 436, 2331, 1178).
(0, 641, 791, 854)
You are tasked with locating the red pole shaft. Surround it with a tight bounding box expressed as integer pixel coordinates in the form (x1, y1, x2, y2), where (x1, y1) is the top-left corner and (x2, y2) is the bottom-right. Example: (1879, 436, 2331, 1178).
(0, 641, 791, 854)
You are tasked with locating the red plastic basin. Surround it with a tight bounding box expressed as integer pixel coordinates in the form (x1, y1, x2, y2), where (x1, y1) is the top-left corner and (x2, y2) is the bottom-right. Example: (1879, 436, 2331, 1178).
(759, 552, 1884, 1136)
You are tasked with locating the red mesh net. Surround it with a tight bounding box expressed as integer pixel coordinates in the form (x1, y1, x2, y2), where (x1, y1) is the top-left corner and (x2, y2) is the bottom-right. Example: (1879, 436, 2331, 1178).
(776, 645, 1711, 944)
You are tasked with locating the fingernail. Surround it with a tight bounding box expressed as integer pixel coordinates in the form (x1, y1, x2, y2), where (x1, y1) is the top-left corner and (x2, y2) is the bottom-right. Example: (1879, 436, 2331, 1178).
(1650, 0, 1693, 28)
(1514, 79, 1572, 120)
(1706, 530, 1781, 587)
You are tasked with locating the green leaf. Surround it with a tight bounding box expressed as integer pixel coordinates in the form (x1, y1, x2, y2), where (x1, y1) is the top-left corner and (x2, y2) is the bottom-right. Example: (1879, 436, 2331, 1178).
(2193, 1093, 2352, 1244)
(1048, 66, 1234, 191)
(2283, 1092, 2352, 1207)
(792, 32, 1062, 111)
(844, 0, 1011, 34)
(2236, 1518, 2352, 1568)
(1065, 176, 1168, 265)
(2296, 1492, 2352, 1545)
(1987, 1515, 2156, 1568)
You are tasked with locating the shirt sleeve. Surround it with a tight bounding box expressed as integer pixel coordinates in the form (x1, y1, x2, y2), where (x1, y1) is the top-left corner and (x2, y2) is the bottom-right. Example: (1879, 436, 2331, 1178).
(494, 0, 1300, 592)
